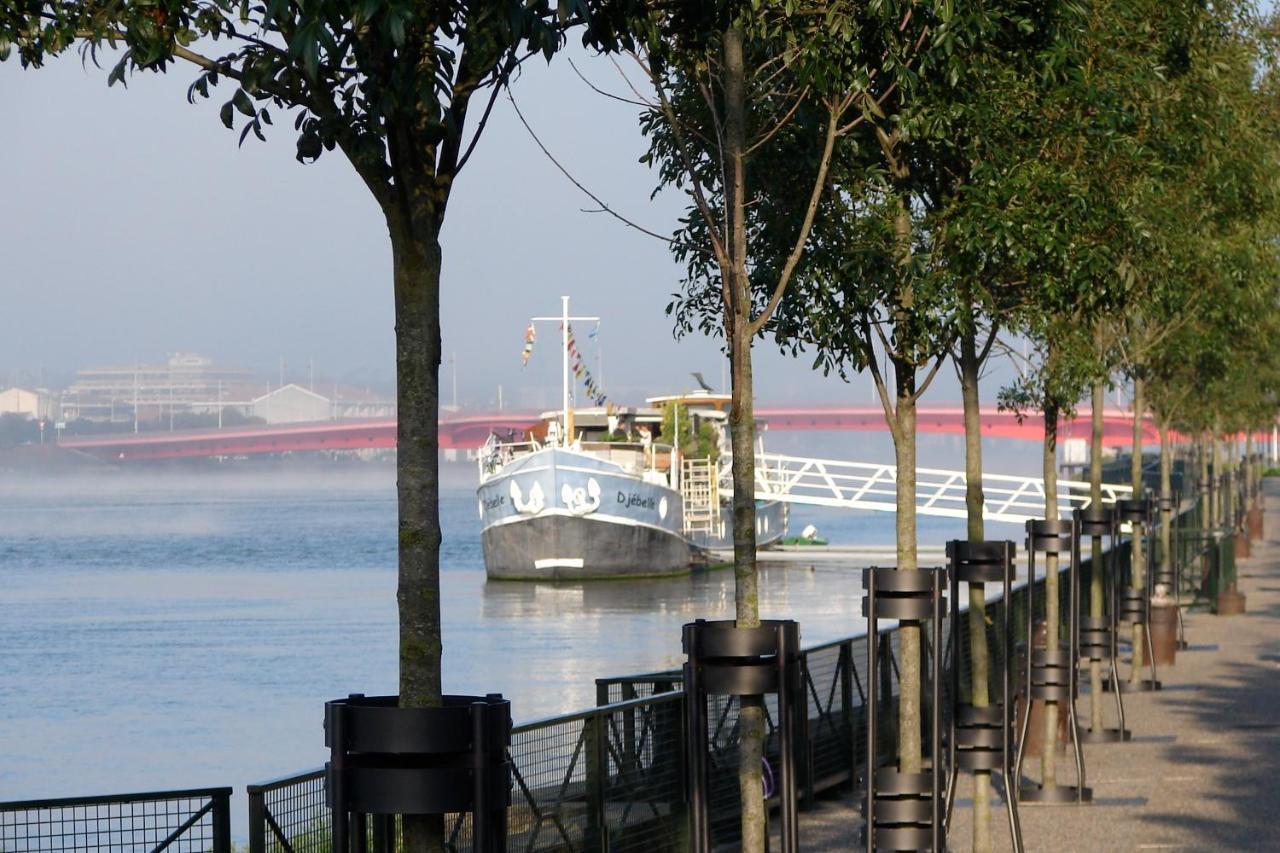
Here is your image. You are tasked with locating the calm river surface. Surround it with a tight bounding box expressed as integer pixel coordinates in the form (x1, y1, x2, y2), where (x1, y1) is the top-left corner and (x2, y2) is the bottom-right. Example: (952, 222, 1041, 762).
(0, 464, 1020, 824)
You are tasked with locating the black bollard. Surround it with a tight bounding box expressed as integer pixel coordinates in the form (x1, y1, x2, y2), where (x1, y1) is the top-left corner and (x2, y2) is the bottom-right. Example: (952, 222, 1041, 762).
(862, 566, 946, 852)
(683, 619, 800, 853)
(944, 540, 1023, 852)
(325, 693, 511, 853)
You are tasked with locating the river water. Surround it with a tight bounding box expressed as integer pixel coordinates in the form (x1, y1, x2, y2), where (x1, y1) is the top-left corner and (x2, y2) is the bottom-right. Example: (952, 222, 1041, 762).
(0, 464, 1021, 821)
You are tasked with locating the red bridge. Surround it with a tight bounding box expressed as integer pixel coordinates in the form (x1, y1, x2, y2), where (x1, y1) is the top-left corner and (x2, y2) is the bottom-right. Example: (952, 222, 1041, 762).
(55, 406, 1170, 462)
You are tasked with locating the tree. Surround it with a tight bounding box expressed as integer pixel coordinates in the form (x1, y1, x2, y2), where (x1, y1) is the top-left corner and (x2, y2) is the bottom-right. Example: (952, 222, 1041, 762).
(767, 3, 1103, 830)
(638, 3, 889, 845)
(3, 2, 640, 849)
(993, 0, 1229, 790)
(1114, 0, 1275, 679)
(760, 4, 969, 803)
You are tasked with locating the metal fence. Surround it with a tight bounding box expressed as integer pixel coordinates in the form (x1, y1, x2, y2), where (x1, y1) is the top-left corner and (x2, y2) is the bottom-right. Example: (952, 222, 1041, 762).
(246, 500, 1221, 852)
(0, 788, 231, 853)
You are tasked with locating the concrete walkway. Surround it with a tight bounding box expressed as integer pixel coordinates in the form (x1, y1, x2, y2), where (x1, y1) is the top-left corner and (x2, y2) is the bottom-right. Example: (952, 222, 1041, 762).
(793, 481, 1280, 851)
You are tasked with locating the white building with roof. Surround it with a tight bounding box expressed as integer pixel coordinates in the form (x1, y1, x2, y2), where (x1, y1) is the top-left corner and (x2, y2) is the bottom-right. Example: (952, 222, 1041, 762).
(0, 387, 54, 421)
(250, 384, 332, 424)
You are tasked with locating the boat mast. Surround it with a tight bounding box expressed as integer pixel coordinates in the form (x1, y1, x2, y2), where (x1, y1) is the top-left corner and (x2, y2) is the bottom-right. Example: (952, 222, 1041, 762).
(530, 295, 599, 447)
(561, 295, 569, 442)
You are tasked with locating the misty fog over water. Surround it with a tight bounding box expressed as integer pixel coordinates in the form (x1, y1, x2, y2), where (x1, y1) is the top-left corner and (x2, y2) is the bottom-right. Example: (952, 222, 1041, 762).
(0, 445, 1030, 830)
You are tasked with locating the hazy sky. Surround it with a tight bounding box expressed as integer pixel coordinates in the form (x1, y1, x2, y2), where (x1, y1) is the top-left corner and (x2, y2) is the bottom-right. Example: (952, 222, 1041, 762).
(2, 40, 1019, 409)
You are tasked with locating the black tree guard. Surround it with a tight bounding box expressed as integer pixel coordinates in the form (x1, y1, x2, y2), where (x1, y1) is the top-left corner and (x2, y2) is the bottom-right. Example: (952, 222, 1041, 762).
(1015, 519, 1092, 804)
(1074, 507, 1131, 743)
(862, 566, 946, 852)
(1155, 491, 1189, 650)
(943, 540, 1023, 852)
(1114, 498, 1161, 691)
(682, 619, 801, 853)
(325, 693, 511, 853)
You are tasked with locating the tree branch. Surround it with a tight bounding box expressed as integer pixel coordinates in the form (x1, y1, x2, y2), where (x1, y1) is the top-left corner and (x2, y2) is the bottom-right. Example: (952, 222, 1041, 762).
(637, 50, 730, 267)
(746, 106, 840, 337)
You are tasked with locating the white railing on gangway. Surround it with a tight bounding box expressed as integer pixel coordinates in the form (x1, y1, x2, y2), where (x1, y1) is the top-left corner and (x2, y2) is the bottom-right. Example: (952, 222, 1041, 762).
(721, 453, 1132, 525)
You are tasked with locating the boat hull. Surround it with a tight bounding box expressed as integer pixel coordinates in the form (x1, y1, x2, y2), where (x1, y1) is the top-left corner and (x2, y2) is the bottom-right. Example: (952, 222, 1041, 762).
(483, 513, 691, 580)
(478, 446, 789, 579)
(479, 446, 689, 579)
(686, 499, 789, 552)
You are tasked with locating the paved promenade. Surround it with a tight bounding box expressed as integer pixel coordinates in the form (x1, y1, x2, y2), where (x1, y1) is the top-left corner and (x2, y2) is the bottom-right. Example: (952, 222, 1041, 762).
(794, 481, 1280, 851)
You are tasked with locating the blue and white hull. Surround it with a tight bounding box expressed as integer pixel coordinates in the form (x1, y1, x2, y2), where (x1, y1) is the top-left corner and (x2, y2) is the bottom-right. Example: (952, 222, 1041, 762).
(479, 447, 690, 579)
(686, 500, 789, 552)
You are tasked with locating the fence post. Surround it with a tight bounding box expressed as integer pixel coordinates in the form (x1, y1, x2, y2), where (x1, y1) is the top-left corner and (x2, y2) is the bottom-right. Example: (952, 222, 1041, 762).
(212, 788, 232, 853)
(584, 713, 608, 852)
(840, 640, 856, 794)
(247, 784, 266, 853)
(798, 654, 814, 808)
(675, 692, 692, 851)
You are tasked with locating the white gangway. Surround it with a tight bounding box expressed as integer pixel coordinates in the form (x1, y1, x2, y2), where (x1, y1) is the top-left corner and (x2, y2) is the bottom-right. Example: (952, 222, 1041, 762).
(722, 452, 1132, 525)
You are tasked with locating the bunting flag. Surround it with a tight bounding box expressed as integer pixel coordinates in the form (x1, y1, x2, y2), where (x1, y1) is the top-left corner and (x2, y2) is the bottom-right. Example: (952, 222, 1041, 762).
(566, 324, 609, 406)
(520, 323, 536, 368)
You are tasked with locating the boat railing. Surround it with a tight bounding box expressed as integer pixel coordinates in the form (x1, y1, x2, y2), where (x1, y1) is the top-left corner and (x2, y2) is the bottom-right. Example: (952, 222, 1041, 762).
(478, 438, 542, 478)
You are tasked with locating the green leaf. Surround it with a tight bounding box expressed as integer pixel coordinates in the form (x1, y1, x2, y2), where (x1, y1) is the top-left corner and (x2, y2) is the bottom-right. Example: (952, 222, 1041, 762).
(232, 88, 255, 116)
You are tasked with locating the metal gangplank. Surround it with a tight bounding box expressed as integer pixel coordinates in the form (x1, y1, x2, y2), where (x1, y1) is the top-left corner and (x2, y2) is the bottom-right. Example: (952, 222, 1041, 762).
(722, 452, 1132, 525)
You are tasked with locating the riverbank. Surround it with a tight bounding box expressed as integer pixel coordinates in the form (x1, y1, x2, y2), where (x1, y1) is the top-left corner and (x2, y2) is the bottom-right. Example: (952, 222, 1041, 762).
(791, 479, 1280, 850)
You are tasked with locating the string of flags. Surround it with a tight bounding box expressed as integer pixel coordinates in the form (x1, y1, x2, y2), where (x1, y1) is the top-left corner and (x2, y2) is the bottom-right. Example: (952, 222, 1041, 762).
(519, 320, 608, 405)
(520, 323, 536, 368)
(567, 324, 609, 406)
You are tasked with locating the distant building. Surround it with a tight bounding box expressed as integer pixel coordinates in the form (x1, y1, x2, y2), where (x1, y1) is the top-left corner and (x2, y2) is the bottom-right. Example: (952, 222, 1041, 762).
(0, 387, 54, 420)
(63, 353, 256, 423)
(327, 384, 395, 419)
(250, 384, 332, 424)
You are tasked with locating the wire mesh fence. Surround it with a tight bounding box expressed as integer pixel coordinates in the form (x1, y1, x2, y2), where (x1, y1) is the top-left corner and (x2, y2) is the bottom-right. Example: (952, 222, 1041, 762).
(232, 504, 1217, 853)
(0, 788, 231, 853)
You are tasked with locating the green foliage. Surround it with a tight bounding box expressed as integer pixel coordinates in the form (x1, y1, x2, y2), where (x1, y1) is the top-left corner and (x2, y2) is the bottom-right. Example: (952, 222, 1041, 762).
(1135, 2, 1280, 435)
(660, 402, 720, 462)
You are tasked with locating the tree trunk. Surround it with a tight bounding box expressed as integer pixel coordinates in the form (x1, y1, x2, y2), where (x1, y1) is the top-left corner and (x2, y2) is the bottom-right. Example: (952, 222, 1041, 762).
(1223, 435, 1233, 527)
(1041, 402, 1059, 790)
(721, 25, 766, 853)
(893, 358, 922, 775)
(1247, 433, 1255, 510)
(1159, 423, 1173, 592)
(729, 314, 766, 851)
(1203, 435, 1213, 527)
(1088, 380, 1104, 732)
(390, 216, 446, 852)
(958, 316, 992, 853)
(1129, 377, 1144, 682)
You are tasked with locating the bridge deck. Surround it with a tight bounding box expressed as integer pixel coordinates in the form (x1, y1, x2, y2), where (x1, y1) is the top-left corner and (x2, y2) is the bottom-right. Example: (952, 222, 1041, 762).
(55, 407, 1182, 459)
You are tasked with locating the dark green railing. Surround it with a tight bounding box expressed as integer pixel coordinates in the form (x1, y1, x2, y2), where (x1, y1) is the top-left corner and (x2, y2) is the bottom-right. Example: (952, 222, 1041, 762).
(0, 787, 231, 853)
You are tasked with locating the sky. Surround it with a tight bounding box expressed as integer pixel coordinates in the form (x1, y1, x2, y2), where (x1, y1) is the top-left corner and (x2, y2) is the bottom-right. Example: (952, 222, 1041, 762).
(0, 39, 1022, 410)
